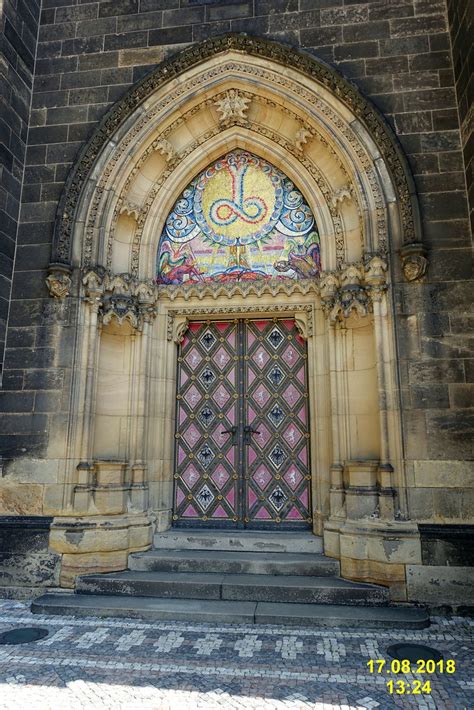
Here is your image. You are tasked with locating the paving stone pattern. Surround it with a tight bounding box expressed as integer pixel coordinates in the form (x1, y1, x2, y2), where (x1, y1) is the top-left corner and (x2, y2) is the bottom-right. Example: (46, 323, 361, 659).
(0, 599, 472, 709)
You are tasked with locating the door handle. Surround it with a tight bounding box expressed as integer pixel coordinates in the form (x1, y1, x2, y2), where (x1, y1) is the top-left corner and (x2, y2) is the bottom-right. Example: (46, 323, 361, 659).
(244, 425, 260, 444)
(221, 425, 237, 444)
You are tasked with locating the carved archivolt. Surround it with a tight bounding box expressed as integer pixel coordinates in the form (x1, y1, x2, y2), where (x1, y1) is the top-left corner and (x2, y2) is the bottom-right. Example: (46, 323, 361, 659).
(51, 35, 421, 274)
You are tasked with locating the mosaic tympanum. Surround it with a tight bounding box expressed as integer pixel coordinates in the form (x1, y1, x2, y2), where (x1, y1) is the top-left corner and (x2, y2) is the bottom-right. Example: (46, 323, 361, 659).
(157, 151, 320, 284)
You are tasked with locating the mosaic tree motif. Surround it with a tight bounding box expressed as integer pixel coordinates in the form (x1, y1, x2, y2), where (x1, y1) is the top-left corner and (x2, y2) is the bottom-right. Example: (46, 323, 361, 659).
(157, 151, 320, 284)
(173, 319, 312, 528)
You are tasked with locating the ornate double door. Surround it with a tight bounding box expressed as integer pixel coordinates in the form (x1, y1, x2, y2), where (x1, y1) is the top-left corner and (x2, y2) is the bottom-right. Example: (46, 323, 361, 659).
(173, 319, 312, 529)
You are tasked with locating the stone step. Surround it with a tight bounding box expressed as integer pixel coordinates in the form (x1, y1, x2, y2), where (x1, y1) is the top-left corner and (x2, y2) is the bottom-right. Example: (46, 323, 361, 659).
(31, 594, 429, 629)
(153, 529, 323, 554)
(75, 570, 389, 606)
(128, 549, 340, 576)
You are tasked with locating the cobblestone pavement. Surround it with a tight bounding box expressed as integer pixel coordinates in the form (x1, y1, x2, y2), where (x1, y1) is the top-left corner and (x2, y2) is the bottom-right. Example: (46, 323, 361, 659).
(0, 599, 472, 709)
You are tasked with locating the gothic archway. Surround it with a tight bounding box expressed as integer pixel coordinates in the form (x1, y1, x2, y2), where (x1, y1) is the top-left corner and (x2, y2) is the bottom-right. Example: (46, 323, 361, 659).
(46, 35, 425, 593)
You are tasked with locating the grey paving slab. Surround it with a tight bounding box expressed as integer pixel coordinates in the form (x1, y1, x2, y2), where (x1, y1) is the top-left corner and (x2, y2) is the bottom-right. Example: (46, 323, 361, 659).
(129, 549, 340, 576)
(31, 594, 257, 623)
(255, 602, 431, 629)
(154, 530, 324, 554)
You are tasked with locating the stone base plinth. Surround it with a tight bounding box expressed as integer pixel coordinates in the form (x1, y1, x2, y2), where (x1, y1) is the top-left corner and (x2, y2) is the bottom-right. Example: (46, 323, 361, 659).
(49, 513, 153, 587)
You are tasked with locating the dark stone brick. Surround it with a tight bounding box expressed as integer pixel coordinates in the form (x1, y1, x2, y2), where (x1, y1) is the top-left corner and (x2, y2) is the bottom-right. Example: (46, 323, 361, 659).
(34, 391, 62, 413)
(192, 21, 231, 42)
(101, 67, 133, 85)
(76, 17, 117, 37)
(5, 328, 35, 349)
(395, 111, 432, 134)
(40, 182, 65, 201)
(68, 122, 95, 142)
(231, 16, 269, 34)
(38, 22, 76, 42)
(0, 391, 34, 412)
(409, 51, 452, 72)
(148, 26, 193, 46)
(365, 56, 409, 76)
(60, 70, 102, 90)
(426, 410, 474, 459)
(55, 4, 99, 23)
(417, 172, 465, 193)
(343, 21, 390, 43)
(69, 86, 109, 106)
(320, 5, 368, 25)
(420, 191, 468, 222)
(78, 51, 119, 71)
(300, 0, 339, 7)
(19, 201, 57, 224)
(449, 384, 474, 408)
(23, 368, 64, 391)
(207, 2, 251, 21)
(0, 434, 46, 458)
(0, 412, 48, 434)
(36, 56, 78, 75)
(1, 371, 24, 390)
(409, 360, 465, 384)
(108, 84, 132, 103)
(255, 0, 298, 14)
(411, 384, 450, 409)
(37, 40, 62, 60)
(432, 108, 460, 132)
(141, 0, 178, 9)
(99, 0, 138, 17)
(62, 36, 105, 56)
(46, 105, 89, 125)
(104, 31, 148, 52)
(403, 88, 457, 112)
(439, 151, 465, 172)
(20, 184, 41, 203)
(391, 14, 447, 38)
(24, 165, 55, 184)
(117, 11, 163, 32)
(335, 59, 366, 79)
(380, 36, 429, 56)
(420, 130, 460, 152)
(268, 12, 307, 32)
(31, 90, 68, 109)
(334, 41, 379, 61)
(369, 1, 414, 21)
(301, 26, 342, 46)
(163, 7, 205, 26)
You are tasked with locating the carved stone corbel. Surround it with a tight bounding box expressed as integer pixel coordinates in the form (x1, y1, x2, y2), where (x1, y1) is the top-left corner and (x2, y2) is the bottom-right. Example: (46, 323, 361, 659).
(330, 185, 352, 209)
(294, 312, 310, 340)
(400, 242, 428, 282)
(294, 126, 311, 153)
(46, 263, 72, 299)
(173, 315, 189, 344)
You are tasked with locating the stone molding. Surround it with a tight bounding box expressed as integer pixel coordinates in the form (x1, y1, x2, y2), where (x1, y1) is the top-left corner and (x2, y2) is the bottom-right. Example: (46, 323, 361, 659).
(50, 34, 422, 269)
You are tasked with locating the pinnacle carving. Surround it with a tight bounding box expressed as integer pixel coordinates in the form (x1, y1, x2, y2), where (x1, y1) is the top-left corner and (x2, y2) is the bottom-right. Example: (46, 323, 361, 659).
(82, 267, 159, 331)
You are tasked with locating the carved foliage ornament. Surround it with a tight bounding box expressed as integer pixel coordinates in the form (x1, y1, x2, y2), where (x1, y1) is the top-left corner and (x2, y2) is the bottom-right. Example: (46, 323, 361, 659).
(320, 255, 388, 323)
(52, 35, 419, 266)
(214, 89, 251, 124)
(82, 267, 158, 330)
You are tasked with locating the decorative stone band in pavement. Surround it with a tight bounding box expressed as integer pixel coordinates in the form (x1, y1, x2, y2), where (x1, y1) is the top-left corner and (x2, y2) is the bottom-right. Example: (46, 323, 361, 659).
(0, 600, 472, 709)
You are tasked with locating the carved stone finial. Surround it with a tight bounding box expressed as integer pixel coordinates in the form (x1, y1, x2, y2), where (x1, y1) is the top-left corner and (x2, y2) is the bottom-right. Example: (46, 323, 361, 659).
(154, 138, 176, 163)
(214, 90, 250, 124)
(294, 126, 311, 152)
(46, 264, 72, 299)
(400, 242, 428, 282)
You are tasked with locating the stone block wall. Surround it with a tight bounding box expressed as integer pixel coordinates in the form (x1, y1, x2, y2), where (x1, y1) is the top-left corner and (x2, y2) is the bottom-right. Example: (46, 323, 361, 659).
(447, 0, 473, 234)
(0, 0, 40, 379)
(0, 1, 472, 529)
